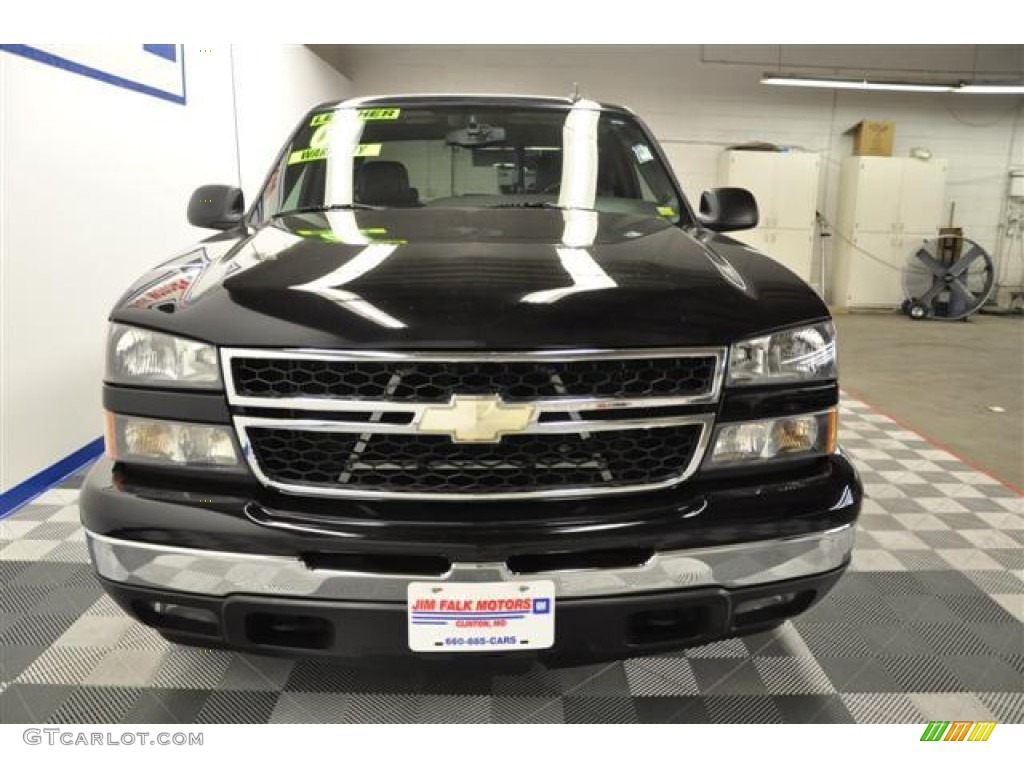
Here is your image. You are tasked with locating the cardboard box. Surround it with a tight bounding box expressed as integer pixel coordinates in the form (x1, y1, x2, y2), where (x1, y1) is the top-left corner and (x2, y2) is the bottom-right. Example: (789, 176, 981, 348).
(849, 120, 895, 157)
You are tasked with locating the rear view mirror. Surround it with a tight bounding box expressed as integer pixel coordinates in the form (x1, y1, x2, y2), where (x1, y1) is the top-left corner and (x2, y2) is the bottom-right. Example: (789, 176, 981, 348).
(698, 187, 758, 232)
(188, 185, 245, 230)
(446, 117, 507, 148)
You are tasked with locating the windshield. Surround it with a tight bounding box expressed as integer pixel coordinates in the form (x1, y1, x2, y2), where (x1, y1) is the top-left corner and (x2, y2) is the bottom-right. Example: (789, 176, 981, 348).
(256, 101, 685, 223)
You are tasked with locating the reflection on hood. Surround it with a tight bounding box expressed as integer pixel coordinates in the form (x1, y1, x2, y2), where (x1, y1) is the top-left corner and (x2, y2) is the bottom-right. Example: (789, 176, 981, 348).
(110, 207, 826, 350)
(521, 209, 616, 304)
(290, 242, 406, 329)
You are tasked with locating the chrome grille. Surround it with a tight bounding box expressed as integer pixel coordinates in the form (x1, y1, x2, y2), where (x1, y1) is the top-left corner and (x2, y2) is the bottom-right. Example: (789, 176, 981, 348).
(229, 355, 718, 402)
(223, 347, 724, 500)
(246, 425, 704, 495)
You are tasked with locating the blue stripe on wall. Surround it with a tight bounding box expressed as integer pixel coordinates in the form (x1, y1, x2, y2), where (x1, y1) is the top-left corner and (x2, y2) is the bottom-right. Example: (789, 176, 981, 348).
(0, 44, 186, 105)
(0, 438, 104, 519)
(143, 44, 177, 62)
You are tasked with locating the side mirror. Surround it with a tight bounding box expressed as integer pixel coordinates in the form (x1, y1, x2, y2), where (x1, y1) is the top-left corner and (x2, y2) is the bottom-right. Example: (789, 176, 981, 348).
(698, 187, 758, 232)
(187, 185, 245, 230)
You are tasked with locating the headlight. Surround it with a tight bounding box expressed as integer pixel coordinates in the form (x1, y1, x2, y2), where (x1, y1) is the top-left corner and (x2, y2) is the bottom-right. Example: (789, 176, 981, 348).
(705, 410, 837, 467)
(727, 321, 836, 386)
(105, 413, 245, 472)
(107, 324, 221, 388)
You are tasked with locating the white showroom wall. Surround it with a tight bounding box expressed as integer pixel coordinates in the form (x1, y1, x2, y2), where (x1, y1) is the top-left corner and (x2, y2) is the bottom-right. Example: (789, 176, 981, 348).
(332, 45, 1024, 296)
(0, 45, 350, 496)
(231, 45, 351, 201)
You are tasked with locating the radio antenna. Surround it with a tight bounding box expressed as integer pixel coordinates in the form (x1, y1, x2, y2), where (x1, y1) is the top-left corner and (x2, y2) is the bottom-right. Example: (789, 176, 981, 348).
(570, 82, 581, 102)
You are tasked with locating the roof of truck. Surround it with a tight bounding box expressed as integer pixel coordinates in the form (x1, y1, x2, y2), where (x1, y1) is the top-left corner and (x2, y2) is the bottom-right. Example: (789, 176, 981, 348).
(313, 93, 634, 114)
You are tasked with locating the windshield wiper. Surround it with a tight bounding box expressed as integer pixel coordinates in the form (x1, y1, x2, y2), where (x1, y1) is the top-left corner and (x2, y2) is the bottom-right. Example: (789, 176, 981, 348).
(272, 203, 380, 219)
(486, 201, 565, 210)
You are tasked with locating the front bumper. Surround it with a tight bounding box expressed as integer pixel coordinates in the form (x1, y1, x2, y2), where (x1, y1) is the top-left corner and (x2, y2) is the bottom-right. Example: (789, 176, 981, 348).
(86, 524, 854, 601)
(81, 452, 860, 660)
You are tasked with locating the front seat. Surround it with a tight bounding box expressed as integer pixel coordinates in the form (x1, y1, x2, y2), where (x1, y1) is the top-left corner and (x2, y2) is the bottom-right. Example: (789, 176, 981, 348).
(356, 160, 420, 207)
(534, 152, 562, 192)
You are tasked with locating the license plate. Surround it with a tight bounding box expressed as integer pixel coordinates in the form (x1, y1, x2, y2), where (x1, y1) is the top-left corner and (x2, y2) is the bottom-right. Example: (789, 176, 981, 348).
(407, 581, 555, 653)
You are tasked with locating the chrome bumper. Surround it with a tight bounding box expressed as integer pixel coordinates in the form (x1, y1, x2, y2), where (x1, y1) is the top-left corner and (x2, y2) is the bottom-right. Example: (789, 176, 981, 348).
(85, 524, 854, 601)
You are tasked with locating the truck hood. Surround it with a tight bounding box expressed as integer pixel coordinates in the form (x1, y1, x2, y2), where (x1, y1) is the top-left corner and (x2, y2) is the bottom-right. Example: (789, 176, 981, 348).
(111, 208, 829, 349)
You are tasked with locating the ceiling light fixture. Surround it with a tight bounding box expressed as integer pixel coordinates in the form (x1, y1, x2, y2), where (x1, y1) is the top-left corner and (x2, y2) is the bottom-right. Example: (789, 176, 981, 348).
(762, 74, 1024, 95)
(956, 83, 1024, 94)
(761, 75, 954, 93)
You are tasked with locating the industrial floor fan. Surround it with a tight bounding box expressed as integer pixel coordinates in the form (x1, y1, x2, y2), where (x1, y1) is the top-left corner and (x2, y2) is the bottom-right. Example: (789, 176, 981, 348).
(901, 234, 995, 320)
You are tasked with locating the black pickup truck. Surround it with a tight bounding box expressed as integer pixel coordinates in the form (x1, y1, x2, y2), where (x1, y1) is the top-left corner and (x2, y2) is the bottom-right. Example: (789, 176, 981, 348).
(82, 94, 861, 662)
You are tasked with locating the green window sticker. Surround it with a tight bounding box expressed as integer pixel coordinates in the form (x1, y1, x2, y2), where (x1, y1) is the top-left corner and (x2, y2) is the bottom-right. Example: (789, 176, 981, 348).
(357, 107, 400, 121)
(288, 144, 381, 164)
(288, 147, 328, 165)
(309, 124, 331, 148)
(310, 107, 400, 127)
(657, 205, 676, 217)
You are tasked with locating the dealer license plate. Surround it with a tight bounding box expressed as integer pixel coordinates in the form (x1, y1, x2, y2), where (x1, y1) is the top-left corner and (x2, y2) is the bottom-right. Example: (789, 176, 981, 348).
(407, 581, 555, 653)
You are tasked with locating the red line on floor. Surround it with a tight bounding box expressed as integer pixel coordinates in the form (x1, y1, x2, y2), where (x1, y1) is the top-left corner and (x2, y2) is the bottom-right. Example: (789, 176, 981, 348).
(840, 386, 1024, 497)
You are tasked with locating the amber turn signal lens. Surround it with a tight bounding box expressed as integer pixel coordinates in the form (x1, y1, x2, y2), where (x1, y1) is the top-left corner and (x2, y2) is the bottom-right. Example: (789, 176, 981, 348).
(106, 414, 245, 472)
(104, 411, 119, 460)
(707, 410, 835, 467)
(772, 416, 816, 453)
(826, 408, 838, 454)
(124, 421, 176, 459)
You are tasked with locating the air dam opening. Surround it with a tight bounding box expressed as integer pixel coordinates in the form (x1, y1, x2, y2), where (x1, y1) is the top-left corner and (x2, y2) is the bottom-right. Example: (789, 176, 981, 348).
(302, 552, 451, 576)
(507, 547, 653, 575)
(133, 600, 219, 637)
(627, 605, 715, 646)
(733, 589, 816, 628)
(245, 612, 334, 650)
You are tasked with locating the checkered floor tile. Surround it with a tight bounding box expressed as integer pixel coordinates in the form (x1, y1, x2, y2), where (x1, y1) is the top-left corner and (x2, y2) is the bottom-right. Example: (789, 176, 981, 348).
(1, 395, 1021, 723)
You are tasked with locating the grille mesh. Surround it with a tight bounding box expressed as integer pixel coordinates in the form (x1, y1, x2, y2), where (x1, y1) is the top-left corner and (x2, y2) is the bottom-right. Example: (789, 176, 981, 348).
(230, 356, 717, 402)
(247, 425, 703, 494)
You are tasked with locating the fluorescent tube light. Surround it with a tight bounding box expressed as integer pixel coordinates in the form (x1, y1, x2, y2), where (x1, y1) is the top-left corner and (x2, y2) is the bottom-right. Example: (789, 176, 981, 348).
(762, 74, 1024, 95)
(957, 83, 1024, 94)
(762, 75, 954, 93)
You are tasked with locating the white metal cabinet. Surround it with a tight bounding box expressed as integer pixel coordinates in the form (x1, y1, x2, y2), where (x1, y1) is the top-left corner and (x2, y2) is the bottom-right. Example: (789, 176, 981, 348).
(899, 159, 948, 234)
(833, 156, 948, 308)
(735, 228, 817, 281)
(836, 231, 908, 308)
(718, 150, 821, 283)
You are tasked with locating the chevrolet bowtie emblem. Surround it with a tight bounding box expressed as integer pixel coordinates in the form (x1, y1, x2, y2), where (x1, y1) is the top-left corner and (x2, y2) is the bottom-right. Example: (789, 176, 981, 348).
(417, 395, 536, 443)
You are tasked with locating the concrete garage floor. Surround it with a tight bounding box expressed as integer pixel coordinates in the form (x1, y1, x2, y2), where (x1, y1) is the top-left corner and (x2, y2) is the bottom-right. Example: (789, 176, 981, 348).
(834, 312, 1024, 491)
